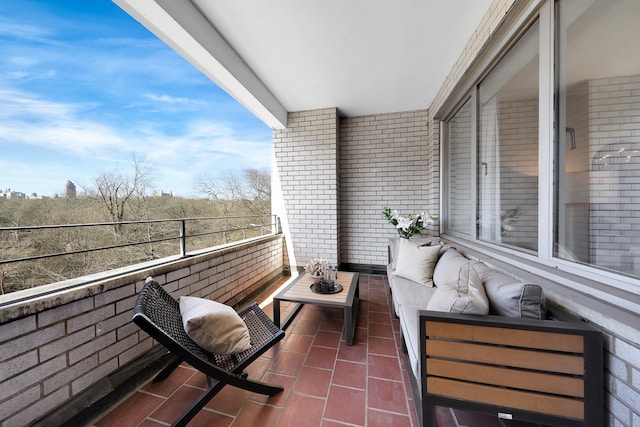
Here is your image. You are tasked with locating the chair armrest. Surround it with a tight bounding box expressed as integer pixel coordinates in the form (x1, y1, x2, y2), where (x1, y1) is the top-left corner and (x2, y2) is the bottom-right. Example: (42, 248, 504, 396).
(420, 310, 603, 427)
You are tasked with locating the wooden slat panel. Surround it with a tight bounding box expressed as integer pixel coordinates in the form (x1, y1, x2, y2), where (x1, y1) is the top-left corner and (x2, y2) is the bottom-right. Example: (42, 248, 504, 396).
(427, 377, 584, 420)
(425, 320, 584, 353)
(427, 340, 584, 375)
(427, 359, 584, 397)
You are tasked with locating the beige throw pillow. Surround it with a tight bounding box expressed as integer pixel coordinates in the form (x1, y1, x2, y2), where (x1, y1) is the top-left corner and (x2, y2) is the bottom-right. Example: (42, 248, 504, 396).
(432, 247, 469, 287)
(427, 263, 489, 315)
(179, 296, 252, 355)
(394, 238, 441, 287)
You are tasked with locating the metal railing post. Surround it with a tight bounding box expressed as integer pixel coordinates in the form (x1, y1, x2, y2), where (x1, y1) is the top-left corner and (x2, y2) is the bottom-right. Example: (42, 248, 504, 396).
(273, 215, 281, 234)
(179, 219, 186, 257)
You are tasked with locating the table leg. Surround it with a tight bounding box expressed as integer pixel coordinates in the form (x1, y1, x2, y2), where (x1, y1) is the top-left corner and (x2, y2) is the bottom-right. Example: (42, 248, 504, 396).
(273, 298, 281, 328)
(344, 296, 359, 345)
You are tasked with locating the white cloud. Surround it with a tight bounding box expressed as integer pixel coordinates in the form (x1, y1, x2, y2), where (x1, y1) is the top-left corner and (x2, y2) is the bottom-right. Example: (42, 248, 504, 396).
(0, 89, 126, 154)
(139, 120, 271, 167)
(1, 87, 271, 197)
(1, 89, 75, 118)
(8, 56, 40, 67)
(0, 17, 52, 41)
(143, 93, 191, 104)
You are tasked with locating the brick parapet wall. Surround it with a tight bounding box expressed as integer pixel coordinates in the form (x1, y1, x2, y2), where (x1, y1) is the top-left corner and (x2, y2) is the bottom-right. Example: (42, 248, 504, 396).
(0, 236, 284, 426)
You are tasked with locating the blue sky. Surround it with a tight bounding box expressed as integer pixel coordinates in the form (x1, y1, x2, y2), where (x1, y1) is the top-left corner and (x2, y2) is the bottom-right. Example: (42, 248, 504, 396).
(0, 0, 272, 198)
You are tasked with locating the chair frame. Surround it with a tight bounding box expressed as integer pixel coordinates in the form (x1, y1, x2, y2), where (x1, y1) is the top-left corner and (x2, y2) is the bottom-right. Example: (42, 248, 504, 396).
(132, 279, 285, 427)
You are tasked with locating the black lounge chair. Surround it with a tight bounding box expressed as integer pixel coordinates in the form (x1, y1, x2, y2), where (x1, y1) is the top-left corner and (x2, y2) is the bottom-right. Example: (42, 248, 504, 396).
(132, 279, 285, 427)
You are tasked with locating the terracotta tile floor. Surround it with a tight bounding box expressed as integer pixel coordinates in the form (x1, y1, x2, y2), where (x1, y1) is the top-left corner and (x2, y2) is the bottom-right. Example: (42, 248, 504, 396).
(92, 274, 537, 427)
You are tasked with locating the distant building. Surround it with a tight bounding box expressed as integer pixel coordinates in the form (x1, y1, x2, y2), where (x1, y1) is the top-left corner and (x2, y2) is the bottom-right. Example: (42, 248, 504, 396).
(154, 190, 173, 197)
(1, 189, 26, 199)
(65, 180, 77, 198)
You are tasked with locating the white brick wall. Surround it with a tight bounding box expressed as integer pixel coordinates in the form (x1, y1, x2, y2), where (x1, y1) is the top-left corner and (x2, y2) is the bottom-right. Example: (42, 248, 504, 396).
(604, 332, 640, 426)
(273, 108, 340, 266)
(0, 236, 284, 426)
(340, 110, 430, 265)
(274, 109, 430, 267)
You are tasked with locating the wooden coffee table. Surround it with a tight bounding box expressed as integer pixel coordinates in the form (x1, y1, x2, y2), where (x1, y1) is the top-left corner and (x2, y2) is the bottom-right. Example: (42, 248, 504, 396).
(272, 271, 360, 345)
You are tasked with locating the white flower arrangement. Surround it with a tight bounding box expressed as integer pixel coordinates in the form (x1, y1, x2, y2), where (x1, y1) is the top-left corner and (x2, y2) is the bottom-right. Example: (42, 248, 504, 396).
(383, 207, 432, 238)
(304, 258, 327, 276)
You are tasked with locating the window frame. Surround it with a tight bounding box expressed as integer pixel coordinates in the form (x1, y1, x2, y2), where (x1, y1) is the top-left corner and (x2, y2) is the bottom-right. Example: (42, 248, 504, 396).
(441, 94, 476, 238)
(440, 0, 640, 301)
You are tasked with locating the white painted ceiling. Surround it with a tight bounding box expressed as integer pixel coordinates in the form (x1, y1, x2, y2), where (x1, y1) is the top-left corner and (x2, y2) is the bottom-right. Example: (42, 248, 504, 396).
(115, 0, 494, 127)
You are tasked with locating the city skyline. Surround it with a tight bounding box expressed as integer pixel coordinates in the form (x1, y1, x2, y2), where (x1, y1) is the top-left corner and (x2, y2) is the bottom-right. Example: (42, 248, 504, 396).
(0, 0, 272, 198)
(1, 178, 76, 199)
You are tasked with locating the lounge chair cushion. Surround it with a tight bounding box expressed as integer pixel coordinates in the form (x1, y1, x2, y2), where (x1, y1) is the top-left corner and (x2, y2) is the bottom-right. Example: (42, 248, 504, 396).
(179, 296, 252, 355)
(394, 238, 442, 287)
(427, 262, 489, 315)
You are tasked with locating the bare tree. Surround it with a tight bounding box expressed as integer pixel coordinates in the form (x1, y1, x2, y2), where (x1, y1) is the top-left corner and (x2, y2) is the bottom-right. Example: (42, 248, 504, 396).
(199, 169, 271, 213)
(198, 168, 271, 242)
(198, 172, 233, 217)
(85, 155, 154, 234)
(244, 168, 271, 214)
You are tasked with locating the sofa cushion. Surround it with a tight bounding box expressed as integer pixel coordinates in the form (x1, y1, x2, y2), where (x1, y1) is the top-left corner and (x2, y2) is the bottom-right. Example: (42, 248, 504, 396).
(427, 263, 489, 315)
(389, 274, 438, 315)
(472, 262, 546, 319)
(389, 237, 399, 272)
(389, 236, 440, 273)
(433, 247, 470, 287)
(394, 238, 441, 287)
(397, 303, 424, 383)
(179, 296, 252, 355)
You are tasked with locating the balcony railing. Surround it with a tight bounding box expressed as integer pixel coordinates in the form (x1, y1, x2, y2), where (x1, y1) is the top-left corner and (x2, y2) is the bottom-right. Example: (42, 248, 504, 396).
(0, 214, 278, 295)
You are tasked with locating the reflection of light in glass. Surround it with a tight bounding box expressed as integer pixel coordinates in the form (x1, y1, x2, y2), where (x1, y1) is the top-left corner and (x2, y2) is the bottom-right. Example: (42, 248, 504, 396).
(593, 143, 640, 169)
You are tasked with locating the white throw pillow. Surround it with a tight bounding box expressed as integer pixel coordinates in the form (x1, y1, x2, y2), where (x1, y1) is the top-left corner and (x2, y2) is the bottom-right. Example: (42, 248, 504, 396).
(427, 263, 489, 315)
(394, 238, 441, 287)
(179, 296, 252, 355)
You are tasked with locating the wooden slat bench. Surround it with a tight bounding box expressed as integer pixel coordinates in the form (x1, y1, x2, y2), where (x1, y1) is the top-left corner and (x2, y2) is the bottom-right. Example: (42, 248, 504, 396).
(420, 311, 603, 427)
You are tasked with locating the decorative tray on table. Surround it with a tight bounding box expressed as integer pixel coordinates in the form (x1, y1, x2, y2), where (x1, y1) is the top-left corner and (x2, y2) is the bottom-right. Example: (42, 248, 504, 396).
(310, 280, 343, 294)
